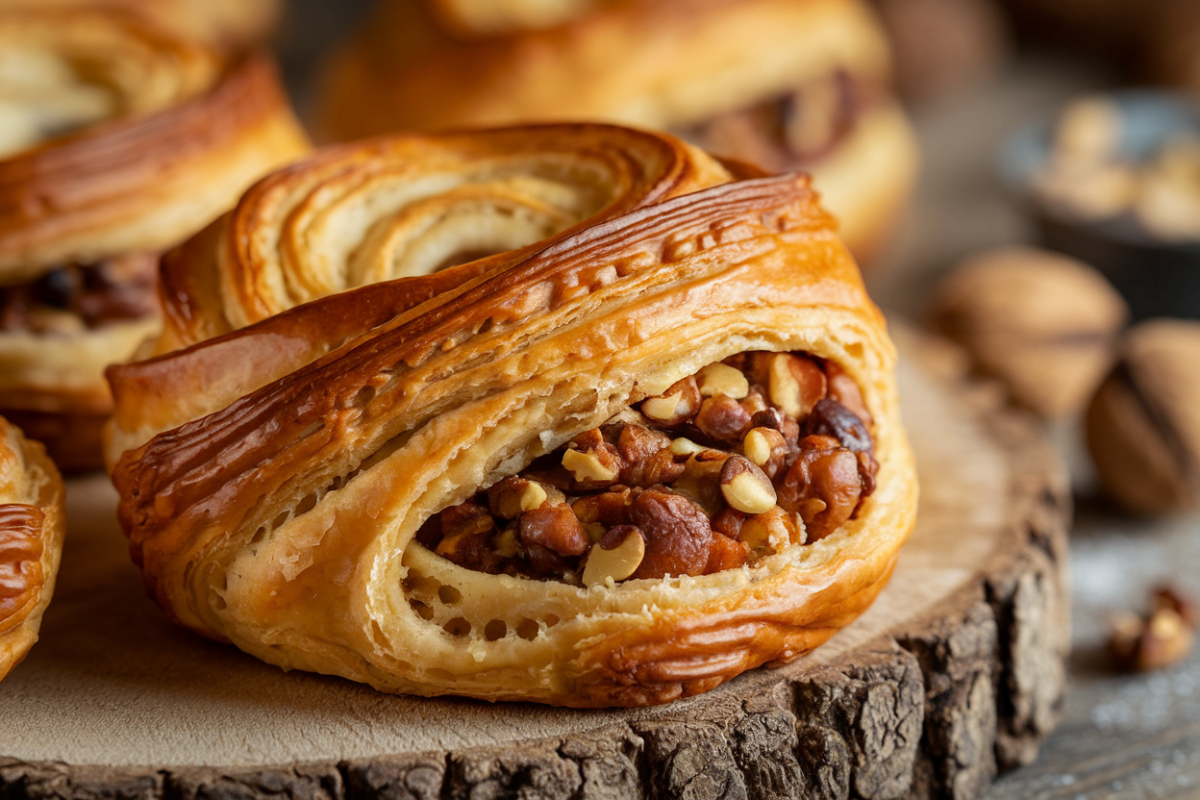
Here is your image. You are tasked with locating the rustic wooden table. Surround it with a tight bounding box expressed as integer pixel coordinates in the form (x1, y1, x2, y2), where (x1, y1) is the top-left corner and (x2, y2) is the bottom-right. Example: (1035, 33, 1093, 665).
(869, 55, 1200, 800)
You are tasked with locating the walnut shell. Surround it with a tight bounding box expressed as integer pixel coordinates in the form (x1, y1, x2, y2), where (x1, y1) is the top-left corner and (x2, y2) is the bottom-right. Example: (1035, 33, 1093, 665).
(1086, 319, 1200, 514)
(932, 247, 1129, 418)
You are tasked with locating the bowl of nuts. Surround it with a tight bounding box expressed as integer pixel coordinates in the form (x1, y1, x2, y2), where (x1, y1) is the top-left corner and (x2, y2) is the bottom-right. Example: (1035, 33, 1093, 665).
(1000, 91, 1200, 320)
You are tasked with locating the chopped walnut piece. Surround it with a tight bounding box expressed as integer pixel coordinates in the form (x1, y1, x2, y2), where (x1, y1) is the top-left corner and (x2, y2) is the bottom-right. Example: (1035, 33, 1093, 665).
(694, 395, 753, 442)
(777, 435, 863, 541)
(630, 488, 714, 579)
(641, 377, 701, 425)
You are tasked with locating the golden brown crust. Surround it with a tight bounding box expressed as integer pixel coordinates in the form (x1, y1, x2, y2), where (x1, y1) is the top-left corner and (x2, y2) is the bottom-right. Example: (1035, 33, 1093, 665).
(0, 10, 310, 469)
(106, 124, 916, 707)
(316, 0, 916, 261)
(0, 417, 66, 681)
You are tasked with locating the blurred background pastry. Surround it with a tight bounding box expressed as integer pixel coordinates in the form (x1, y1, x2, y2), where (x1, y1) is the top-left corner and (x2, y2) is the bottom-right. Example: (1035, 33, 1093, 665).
(0, 0, 282, 51)
(866, 0, 1009, 102)
(316, 0, 920, 265)
(0, 9, 308, 470)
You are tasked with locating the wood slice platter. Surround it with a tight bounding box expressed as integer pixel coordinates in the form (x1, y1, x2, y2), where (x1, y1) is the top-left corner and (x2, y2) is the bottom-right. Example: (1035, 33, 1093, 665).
(0, 328, 1071, 800)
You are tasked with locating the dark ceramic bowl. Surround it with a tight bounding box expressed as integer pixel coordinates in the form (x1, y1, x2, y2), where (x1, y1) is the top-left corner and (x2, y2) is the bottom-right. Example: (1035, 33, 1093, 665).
(999, 91, 1200, 321)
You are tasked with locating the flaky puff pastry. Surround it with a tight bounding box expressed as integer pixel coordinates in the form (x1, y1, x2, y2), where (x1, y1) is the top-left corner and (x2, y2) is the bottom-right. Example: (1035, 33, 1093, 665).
(0, 417, 66, 681)
(106, 125, 917, 707)
(0, 10, 308, 469)
(317, 0, 918, 263)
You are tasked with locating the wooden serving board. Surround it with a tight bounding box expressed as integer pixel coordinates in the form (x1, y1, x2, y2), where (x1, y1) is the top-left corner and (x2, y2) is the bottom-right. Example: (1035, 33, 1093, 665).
(0, 329, 1070, 800)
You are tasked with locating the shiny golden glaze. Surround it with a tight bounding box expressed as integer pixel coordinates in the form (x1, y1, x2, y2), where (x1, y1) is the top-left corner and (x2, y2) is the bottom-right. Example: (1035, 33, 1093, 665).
(0, 417, 65, 681)
(0, 503, 44, 634)
(105, 125, 915, 706)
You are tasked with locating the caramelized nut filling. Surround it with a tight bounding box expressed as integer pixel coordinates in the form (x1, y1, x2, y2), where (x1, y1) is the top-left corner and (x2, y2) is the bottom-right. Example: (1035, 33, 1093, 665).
(0, 253, 159, 335)
(418, 351, 879, 586)
(680, 71, 869, 174)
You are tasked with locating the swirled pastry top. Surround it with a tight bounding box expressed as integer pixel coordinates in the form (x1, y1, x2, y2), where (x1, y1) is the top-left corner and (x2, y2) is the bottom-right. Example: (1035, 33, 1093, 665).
(320, 0, 892, 140)
(0, 417, 65, 681)
(106, 125, 916, 706)
(0, 10, 307, 283)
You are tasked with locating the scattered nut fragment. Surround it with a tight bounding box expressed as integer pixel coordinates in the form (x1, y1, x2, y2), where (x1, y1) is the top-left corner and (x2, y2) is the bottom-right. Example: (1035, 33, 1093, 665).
(1154, 586, 1199, 629)
(581, 526, 646, 588)
(932, 246, 1129, 418)
(562, 447, 619, 485)
(720, 456, 778, 514)
(1110, 608, 1195, 673)
(1086, 320, 1200, 514)
(697, 362, 750, 399)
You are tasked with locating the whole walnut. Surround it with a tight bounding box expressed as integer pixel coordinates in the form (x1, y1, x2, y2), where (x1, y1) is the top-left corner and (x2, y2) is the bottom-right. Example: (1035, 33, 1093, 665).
(1086, 320, 1200, 514)
(932, 247, 1129, 418)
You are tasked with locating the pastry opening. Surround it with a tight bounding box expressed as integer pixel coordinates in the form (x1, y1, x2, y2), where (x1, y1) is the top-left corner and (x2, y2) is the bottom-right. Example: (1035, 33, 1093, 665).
(415, 350, 879, 589)
(0, 253, 160, 336)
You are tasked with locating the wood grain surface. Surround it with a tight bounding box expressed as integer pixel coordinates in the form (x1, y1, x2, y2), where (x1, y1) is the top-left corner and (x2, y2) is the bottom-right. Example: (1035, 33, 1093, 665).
(0, 328, 1071, 799)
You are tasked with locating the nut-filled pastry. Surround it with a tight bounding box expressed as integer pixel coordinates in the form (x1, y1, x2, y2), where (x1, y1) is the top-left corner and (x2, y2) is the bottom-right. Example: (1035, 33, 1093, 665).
(0, 10, 308, 469)
(0, 417, 65, 681)
(106, 125, 917, 707)
(317, 0, 919, 264)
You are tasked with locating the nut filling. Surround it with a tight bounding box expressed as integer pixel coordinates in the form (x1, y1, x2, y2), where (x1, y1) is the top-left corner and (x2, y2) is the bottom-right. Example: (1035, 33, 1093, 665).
(679, 71, 872, 174)
(418, 351, 879, 586)
(0, 253, 160, 335)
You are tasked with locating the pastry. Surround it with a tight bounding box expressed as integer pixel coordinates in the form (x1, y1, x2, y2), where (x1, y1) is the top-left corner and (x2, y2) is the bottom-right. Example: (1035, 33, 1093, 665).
(0, 0, 282, 50)
(0, 9, 309, 469)
(316, 0, 919, 265)
(0, 416, 66, 682)
(105, 124, 917, 707)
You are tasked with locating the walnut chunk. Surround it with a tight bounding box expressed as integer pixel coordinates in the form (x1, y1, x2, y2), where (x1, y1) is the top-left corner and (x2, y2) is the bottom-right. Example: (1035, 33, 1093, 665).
(933, 247, 1128, 419)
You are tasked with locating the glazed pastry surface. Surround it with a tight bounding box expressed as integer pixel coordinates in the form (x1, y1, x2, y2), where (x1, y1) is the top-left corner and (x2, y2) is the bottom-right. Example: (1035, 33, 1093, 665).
(0, 417, 66, 681)
(0, 9, 309, 468)
(106, 124, 916, 706)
